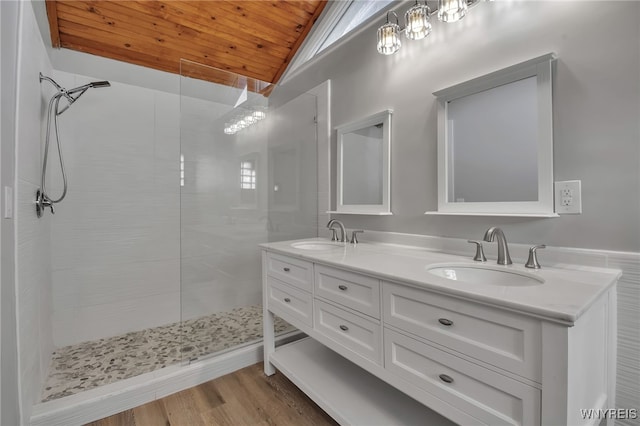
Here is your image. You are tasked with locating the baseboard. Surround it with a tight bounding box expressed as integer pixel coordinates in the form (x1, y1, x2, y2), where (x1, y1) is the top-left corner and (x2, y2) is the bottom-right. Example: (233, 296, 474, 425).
(30, 331, 302, 426)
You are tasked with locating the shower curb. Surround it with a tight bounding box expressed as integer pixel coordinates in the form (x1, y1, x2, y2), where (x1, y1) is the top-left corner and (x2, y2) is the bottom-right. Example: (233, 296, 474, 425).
(30, 331, 303, 426)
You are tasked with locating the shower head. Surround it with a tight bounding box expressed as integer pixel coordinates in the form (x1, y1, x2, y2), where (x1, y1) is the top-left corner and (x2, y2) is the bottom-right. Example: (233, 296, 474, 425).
(66, 80, 111, 95)
(56, 80, 111, 115)
(89, 81, 111, 88)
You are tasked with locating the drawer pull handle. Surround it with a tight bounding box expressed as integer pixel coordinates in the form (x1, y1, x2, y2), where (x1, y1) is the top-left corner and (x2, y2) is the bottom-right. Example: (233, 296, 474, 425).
(439, 374, 454, 384)
(438, 318, 454, 326)
(339, 325, 349, 331)
(338, 285, 348, 291)
(284, 298, 291, 303)
(283, 267, 290, 272)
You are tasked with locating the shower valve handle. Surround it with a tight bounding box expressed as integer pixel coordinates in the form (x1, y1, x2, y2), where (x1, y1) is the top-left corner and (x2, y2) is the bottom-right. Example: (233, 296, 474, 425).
(35, 190, 55, 217)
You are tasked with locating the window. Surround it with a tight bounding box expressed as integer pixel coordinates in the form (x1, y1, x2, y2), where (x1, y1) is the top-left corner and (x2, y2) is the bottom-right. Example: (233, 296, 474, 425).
(316, 1, 392, 54)
(280, 0, 393, 82)
(180, 154, 185, 187)
(240, 160, 256, 190)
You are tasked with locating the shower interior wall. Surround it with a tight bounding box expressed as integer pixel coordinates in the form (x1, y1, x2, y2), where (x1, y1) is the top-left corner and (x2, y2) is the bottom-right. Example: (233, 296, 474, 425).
(12, 1, 54, 422)
(48, 70, 183, 347)
(10, 0, 319, 417)
(45, 67, 318, 348)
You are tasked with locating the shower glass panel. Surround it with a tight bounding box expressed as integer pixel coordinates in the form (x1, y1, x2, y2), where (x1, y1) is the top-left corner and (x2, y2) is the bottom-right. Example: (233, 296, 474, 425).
(179, 60, 317, 363)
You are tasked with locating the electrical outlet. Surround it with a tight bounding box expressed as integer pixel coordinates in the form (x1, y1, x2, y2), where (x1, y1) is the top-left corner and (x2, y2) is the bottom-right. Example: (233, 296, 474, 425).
(555, 180, 582, 214)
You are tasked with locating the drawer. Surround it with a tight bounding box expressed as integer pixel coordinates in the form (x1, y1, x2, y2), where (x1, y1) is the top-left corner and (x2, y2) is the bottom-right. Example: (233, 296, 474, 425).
(315, 265, 380, 318)
(385, 328, 541, 426)
(314, 299, 382, 365)
(383, 282, 541, 381)
(267, 277, 312, 327)
(266, 252, 313, 292)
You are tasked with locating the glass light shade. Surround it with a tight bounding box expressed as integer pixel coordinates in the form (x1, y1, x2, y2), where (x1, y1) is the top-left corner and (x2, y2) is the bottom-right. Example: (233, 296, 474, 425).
(245, 114, 257, 124)
(438, 0, 467, 22)
(376, 22, 401, 55)
(253, 110, 266, 121)
(405, 4, 431, 40)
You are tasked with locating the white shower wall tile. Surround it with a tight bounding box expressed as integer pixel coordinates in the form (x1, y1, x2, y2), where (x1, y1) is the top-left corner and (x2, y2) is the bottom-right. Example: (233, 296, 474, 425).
(70, 83, 155, 146)
(47, 77, 182, 343)
(51, 224, 180, 270)
(14, 3, 55, 417)
(181, 279, 262, 321)
(52, 259, 180, 310)
(606, 252, 640, 426)
(154, 158, 180, 193)
(16, 11, 52, 185)
(64, 159, 156, 194)
(46, 190, 179, 230)
(53, 291, 182, 348)
(154, 91, 180, 162)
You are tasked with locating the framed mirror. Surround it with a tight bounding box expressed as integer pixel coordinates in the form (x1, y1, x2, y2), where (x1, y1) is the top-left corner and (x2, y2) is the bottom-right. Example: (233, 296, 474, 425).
(334, 110, 392, 215)
(429, 53, 557, 217)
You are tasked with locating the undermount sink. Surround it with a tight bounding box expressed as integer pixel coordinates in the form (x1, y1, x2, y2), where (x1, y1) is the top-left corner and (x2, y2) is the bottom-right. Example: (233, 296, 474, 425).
(427, 264, 544, 286)
(291, 241, 344, 251)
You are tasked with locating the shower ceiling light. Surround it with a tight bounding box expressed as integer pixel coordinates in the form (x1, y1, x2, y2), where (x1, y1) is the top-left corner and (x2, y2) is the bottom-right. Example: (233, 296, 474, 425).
(376, 0, 476, 55)
(223, 108, 267, 135)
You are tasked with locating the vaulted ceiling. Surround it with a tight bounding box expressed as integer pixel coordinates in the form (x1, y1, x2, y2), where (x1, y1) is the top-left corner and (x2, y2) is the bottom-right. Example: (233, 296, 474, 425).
(44, 0, 327, 86)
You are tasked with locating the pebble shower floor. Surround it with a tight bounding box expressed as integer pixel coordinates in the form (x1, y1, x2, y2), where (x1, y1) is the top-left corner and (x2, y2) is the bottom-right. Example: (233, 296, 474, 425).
(41, 305, 292, 402)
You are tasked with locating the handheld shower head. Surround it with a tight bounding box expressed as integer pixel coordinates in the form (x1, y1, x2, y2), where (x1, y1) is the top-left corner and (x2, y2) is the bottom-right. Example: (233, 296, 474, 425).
(56, 80, 111, 115)
(89, 81, 111, 88)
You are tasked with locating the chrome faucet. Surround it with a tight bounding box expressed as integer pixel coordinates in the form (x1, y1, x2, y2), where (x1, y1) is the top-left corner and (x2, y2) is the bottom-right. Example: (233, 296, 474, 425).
(327, 219, 346, 242)
(483, 227, 512, 265)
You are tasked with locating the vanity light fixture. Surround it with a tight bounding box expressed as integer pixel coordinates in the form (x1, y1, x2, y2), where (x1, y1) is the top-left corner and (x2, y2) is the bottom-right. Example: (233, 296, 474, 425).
(376, 11, 402, 55)
(404, 1, 431, 40)
(223, 108, 267, 135)
(377, 0, 476, 55)
(438, 0, 468, 22)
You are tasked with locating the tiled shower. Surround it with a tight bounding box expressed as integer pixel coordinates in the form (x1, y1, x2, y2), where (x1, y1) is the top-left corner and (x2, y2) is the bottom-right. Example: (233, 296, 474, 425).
(14, 4, 317, 413)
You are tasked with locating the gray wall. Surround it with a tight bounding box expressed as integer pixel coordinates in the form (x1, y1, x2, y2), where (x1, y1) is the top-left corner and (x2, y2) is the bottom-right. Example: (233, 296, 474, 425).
(283, 1, 640, 252)
(1, 1, 21, 424)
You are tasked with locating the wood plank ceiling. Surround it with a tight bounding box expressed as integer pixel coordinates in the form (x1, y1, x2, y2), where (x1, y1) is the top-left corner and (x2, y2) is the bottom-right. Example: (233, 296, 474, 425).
(45, 0, 327, 86)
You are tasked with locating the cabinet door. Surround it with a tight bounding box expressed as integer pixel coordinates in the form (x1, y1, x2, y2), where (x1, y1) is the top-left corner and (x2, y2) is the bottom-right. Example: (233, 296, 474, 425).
(385, 328, 541, 426)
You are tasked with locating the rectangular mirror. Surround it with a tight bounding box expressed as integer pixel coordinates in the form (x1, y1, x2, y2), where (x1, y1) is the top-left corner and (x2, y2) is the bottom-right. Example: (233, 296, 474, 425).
(334, 110, 392, 215)
(429, 53, 557, 217)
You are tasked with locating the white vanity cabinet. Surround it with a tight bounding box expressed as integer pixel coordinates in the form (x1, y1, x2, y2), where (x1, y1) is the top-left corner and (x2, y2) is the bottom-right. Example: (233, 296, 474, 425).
(262, 246, 618, 426)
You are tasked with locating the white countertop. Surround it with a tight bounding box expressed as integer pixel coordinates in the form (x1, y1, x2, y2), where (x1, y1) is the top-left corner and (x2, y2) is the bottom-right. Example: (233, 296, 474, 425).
(260, 238, 622, 325)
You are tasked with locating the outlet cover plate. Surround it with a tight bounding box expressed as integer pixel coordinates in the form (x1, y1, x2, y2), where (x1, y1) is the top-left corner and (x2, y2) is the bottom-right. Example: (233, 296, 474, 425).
(555, 180, 582, 214)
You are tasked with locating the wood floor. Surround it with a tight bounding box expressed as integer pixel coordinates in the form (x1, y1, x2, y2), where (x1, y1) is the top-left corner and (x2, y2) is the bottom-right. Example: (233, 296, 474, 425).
(85, 363, 337, 426)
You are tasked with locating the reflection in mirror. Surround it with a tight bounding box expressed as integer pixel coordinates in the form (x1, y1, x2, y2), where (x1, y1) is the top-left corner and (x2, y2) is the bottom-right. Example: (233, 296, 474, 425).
(431, 53, 556, 217)
(269, 146, 299, 211)
(343, 123, 383, 205)
(335, 110, 392, 215)
(239, 154, 258, 208)
(447, 76, 538, 203)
